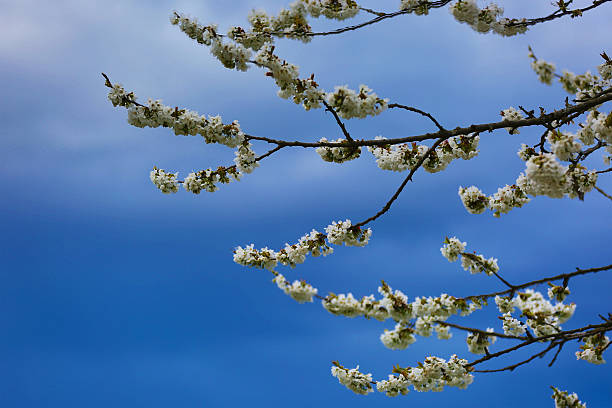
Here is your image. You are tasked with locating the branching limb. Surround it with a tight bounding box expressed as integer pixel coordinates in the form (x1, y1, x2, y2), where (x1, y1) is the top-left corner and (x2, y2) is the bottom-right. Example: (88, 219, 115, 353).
(460, 264, 612, 301)
(355, 136, 449, 227)
(322, 100, 354, 142)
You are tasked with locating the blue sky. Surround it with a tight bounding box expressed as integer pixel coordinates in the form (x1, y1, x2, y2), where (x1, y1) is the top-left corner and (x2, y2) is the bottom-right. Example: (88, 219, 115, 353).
(1, 1, 611, 406)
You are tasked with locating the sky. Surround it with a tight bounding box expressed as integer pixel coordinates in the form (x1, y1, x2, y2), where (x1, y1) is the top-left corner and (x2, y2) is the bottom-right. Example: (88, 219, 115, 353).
(1, 0, 611, 407)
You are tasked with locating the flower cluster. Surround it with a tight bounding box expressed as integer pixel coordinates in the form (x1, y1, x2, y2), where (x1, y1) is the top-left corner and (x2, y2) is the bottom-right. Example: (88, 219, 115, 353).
(466, 328, 496, 354)
(487, 183, 531, 217)
(321, 280, 481, 347)
(449, 0, 528, 36)
(382, 355, 474, 394)
(599, 61, 612, 80)
(514, 289, 576, 337)
(273, 273, 318, 303)
(565, 165, 598, 199)
(316, 138, 361, 163)
(380, 323, 417, 350)
(234, 229, 333, 271)
(458, 186, 489, 214)
(440, 237, 466, 262)
(461, 141, 598, 216)
(107, 86, 246, 148)
(331, 363, 373, 395)
(494, 290, 576, 339)
(551, 387, 587, 408)
(326, 85, 389, 119)
(171, 14, 252, 71)
(546, 131, 581, 161)
(183, 166, 241, 194)
(254, 45, 326, 110)
(107, 83, 135, 107)
(400, 0, 431, 15)
(500, 107, 524, 134)
(441, 237, 499, 276)
(495, 295, 515, 314)
(234, 142, 259, 174)
(500, 312, 526, 336)
(548, 283, 570, 303)
(324, 293, 369, 318)
(300, 0, 360, 20)
(460, 252, 499, 276)
(559, 70, 598, 95)
(530, 52, 610, 101)
(530, 59, 556, 85)
(517, 144, 537, 161)
(524, 153, 569, 198)
(150, 167, 179, 194)
(575, 333, 610, 365)
(369, 135, 479, 173)
(578, 110, 612, 148)
(234, 221, 369, 271)
(325, 220, 372, 246)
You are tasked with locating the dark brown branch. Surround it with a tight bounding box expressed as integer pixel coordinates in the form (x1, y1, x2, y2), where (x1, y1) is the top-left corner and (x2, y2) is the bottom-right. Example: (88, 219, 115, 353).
(548, 342, 565, 367)
(322, 100, 354, 142)
(595, 185, 612, 201)
(435, 321, 527, 340)
(243, 90, 612, 149)
(473, 341, 559, 373)
(354, 136, 449, 227)
(466, 321, 612, 368)
(388, 103, 446, 131)
(512, 0, 612, 27)
(460, 264, 612, 301)
(491, 271, 517, 290)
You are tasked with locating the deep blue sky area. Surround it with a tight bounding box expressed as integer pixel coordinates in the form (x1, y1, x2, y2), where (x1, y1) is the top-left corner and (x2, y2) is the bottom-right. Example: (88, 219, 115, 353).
(1, 1, 611, 407)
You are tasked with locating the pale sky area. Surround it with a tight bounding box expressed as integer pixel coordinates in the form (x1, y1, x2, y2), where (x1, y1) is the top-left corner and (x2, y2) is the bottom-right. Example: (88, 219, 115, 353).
(1, 1, 611, 407)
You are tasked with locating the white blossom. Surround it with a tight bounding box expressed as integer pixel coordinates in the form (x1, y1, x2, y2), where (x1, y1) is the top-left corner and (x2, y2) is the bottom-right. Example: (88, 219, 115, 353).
(551, 387, 587, 408)
(576, 333, 609, 365)
(325, 219, 372, 247)
(391, 355, 474, 393)
(598, 61, 612, 80)
(530, 58, 556, 85)
(547, 131, 581, 161)
(548, 284, 570, 302)
(400, 0, 430, 15)
(524, 153, 568, 198)
(323, 293, 363, 317)
(300, 0, 360, 20)
(466, 328, 496, 354)
(326, 85, 389, 119)
(449, 1, 527, 36)
(316, 138, 361, 163)
(380, 323, 417, 349)
(376, 374, 409, 397)
(150, 167, 179, 194)
(517, 143, 537, 161)
(501, 312, 526, 336)
(495, 295, 515, 314)
(435, 324, 453, 340)
(458, 186, 488, 214)
(500, 107, 524, 134)
(331, 364, 373, 395)
(273, 273, 318, 303)
(488, 184, 530, 217)
(440, 237, 466, 262)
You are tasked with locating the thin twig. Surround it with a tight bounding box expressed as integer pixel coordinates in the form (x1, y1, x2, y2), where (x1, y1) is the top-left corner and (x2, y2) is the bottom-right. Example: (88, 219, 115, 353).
(388, 103, 445, 131)
(595, 185, 612, 201)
